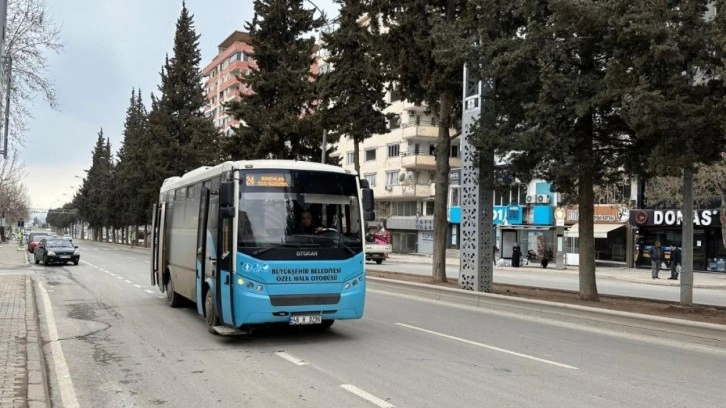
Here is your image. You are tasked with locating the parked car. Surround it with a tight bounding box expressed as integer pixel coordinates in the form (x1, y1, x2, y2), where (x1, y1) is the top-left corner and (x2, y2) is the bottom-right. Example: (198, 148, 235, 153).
(34, 238, 80, 265)
(27, 232, 51, 253)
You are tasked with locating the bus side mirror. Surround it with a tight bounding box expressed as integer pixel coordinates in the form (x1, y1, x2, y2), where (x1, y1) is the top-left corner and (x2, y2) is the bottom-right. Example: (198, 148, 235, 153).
(362, 188, 374, 212)
(362, 188, 375, 221)
(219, 181, 235, 207)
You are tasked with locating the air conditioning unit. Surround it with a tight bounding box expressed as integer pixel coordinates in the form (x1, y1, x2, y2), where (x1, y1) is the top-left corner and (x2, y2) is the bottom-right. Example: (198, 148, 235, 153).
(525, 195, 535, 204)
(385, 185, 393, 191)
(536, 194, 551, 204)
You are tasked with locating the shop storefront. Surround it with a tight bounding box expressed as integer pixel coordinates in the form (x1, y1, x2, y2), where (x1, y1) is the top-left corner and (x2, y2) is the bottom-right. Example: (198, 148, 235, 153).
(563, 205, 629, 265)
(630, 209, 725, 272)
(498, 204, 556, 261)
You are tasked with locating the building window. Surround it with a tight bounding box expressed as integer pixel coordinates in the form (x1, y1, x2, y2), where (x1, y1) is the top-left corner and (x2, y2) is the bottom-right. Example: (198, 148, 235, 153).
(386, 170, 400, 186)
(364, 173, 376, 187)
(346, 152, 354, 164)
(424, 201, 434, 215)
(451, 144, 459, 158)
(389, 114, 401, 130)
(387, 144, 400, 158)
(365, 148, 376, 162)
(391, 201, 417, 216)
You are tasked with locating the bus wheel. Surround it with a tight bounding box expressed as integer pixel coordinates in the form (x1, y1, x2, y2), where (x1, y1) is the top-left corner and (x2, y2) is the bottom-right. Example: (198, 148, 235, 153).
(165, 276, 182, 308)
(204, 290, 219, 333)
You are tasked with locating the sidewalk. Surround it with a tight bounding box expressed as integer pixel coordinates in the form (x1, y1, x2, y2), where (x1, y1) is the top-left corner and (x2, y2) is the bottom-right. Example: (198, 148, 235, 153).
(386, 253, 726, 289)
(0, 242, 48, 407)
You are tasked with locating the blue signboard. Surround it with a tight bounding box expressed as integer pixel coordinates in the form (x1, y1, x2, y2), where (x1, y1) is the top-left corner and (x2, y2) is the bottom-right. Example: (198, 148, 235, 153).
(493, 205, 523, 225)
(449, 205, 524, 225)
(448, 207, 461, 223)
(533, 206, 553, 225)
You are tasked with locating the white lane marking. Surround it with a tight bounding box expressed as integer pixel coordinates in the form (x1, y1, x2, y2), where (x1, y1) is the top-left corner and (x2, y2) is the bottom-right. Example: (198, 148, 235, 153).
(143, 260, 150, 264)
(81, 260, 93, 266)
(144, 289, 155, 294)
(124, 280, 132, 284)
(396, 323, 578, 370)
(340, 384, 395, 408)
(38, 282, 81, 408)
(116, 276, 123, 280)
(133, 284, 141, 288)
(274, 351, 309, 366)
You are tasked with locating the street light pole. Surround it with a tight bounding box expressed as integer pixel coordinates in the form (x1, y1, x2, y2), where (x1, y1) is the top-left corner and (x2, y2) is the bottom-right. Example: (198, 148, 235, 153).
(304, 0, 333, 164)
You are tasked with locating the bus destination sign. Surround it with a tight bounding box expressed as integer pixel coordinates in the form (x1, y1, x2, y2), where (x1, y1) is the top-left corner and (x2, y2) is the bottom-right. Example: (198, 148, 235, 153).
(246, 174, 290, 188)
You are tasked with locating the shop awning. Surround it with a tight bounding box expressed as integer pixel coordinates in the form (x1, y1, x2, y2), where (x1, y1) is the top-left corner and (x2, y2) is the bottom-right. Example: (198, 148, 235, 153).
(565, 223, 625, 239)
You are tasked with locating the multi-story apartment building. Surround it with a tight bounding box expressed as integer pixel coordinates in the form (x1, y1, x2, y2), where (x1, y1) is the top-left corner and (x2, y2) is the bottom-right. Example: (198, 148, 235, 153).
(333, 91, 461, 254)
(201, 31, 254, 136)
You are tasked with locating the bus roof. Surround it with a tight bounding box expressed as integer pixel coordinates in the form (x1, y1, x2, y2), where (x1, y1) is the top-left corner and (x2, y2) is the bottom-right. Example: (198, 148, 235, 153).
(160, 160, 357, 193)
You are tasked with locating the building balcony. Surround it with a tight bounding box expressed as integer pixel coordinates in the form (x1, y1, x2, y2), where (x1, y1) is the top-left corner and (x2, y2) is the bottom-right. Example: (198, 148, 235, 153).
(400, 153, 461, 170)
(375, 183, 435, 198)
(401, 124, 457, 141)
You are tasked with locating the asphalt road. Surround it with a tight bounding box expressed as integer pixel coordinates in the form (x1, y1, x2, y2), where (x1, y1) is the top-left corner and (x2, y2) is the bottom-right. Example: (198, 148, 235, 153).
(31, 241, 726, 407)
(367, 262, 726, 307)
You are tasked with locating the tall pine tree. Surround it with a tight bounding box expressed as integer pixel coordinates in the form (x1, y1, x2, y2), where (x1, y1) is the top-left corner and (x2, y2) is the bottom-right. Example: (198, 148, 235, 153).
(226, 0, 326, 161)
(82, 130, 114, 241)
(367, 1, 466, 283)
(317, 0, 388, 174)
(116, 88, 152, 239)
(147, 2, 220, 185)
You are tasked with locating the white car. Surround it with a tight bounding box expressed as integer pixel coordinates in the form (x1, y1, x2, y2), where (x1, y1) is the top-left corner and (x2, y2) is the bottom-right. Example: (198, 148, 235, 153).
(63, 234, 72, 240)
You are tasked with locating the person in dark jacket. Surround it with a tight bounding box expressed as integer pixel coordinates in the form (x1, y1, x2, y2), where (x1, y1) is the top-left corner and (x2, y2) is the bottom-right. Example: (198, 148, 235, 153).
(649, 241, 663, 279)
(511, 243, 522, 267)
(669, 244, 682, 280)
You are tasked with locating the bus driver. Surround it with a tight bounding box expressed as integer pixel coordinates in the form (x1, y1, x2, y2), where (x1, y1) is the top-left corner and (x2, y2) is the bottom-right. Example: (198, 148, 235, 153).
(295, 210, 324, 234)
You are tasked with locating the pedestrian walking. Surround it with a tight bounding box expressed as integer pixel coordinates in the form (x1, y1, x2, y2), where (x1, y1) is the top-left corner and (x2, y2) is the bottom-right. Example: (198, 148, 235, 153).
(649, 241, 663, 279)
(512, 242, 522, 267)
(669, 244, 681, 280)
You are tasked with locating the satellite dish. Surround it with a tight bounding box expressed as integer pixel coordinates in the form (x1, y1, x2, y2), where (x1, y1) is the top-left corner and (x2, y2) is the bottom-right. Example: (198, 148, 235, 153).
(398, 172, 406, 183)
(406, 171, 416, 183)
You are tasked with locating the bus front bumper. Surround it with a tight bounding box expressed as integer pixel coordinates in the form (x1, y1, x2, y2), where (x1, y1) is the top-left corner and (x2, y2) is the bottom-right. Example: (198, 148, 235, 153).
(231, 280, 366, 327)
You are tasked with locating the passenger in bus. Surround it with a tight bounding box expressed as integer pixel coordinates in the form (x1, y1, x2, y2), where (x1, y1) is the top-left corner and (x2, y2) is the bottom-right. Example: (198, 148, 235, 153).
(294, 210, 324, 234)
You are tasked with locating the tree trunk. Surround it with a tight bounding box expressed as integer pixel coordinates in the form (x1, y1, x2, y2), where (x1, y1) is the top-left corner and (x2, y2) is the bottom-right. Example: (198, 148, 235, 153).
(353, 138, 361, 177)
(144, 224, 148, 248)
(721, 196, 725, 255)
(432, 92, 453, 282)
(681, 164, 694, 306)
(578, 124, 599, 301)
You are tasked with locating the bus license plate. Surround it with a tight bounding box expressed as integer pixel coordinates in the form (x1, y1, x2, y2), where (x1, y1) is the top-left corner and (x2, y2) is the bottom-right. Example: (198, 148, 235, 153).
(290, 315, 322, 325)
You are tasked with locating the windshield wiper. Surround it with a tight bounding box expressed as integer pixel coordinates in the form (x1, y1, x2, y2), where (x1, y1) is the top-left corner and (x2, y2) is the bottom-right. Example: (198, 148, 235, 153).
(312, 233, 357, 255)
(251, 243, 319, 256)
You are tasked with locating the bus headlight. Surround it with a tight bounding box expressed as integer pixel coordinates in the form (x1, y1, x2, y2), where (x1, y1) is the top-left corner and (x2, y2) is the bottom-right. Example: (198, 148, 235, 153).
(256, 285, 264, 292)
(237, 278, 245, 286)
(344, 283, 351, 290)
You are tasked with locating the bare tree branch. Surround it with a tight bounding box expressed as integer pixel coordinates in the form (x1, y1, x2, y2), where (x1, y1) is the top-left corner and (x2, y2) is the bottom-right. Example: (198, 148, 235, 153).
(2, 0, 63, 147)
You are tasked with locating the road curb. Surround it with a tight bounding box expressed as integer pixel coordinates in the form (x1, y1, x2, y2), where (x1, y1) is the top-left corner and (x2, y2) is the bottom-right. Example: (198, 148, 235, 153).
(367, 276, 726, 349)
(25, 276, 51, 408)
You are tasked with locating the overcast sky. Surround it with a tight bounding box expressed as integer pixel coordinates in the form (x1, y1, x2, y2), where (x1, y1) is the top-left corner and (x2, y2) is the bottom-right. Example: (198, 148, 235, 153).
(21, 0, 338, 210)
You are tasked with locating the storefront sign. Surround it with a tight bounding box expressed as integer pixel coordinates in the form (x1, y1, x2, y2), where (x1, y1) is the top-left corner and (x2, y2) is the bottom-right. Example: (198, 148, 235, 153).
(449, 168, 461, 185)
(493, 205, 523, 225)
(564, 205, 630, 223)
(630, 209, 721, 227)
